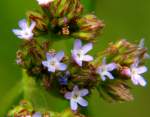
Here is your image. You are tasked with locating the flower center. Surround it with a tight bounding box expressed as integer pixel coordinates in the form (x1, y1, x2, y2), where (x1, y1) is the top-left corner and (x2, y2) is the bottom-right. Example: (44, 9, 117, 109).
(102, 65, 107, 72)
(49, 59, 57, 67)
(132, 68, 137, 75)
(24, 31, 30, 35)
(72, 92, 80, 99)
(77, 50, 84, 59)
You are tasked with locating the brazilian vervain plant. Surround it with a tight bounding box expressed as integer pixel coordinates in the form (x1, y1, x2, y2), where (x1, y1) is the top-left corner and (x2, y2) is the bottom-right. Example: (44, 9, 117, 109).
(7, 0, 149, 117)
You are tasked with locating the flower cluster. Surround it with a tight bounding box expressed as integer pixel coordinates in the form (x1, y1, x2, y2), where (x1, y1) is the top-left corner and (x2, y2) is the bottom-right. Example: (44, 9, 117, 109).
(26, 0, 104, 41)
(93, 39, 149, 102)
(11, 0, 149, 116)
(7, 100, 85, 117)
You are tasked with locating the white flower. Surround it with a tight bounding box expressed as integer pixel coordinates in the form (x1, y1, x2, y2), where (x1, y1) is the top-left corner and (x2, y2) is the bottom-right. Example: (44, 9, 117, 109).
(65, 86, 89, 111)
(42, 51, 67, 72)
(12, 19, 36, 40)
(71, 39, 93, 66)
(123, 61, 148, 87)
(36, 0, 54, 5)
(97, 57, 117, 81)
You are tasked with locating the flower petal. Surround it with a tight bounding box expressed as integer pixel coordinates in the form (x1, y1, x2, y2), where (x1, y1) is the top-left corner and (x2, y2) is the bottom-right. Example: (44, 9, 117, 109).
(144, 53, 150, 59)
(55, 51, 64, 61)
(29, 21, 36, 31)
(137, 75, 147, 87)
(131, 75, 139, 85)
(57, 63, 67, 71)
(19, 19, 27, 29)
(37, 0, 54, 5)
(42, 61, 48, 67)
(102, 57, 106, 65)
(81, 43, 93, 54)
(46, 53, 53, 60)
(132, 75, 147, 87)
(65, 92, 72, 100)
(136, 66, 148, 74)
(97, 67, 102, 74)
(101, 75, 106, 81)
(139, 38, 145, 48)
(71, 99, 78, 111)
(77, 97, 88, 107)
(106, 63, 117, 71)
(32, 112, 42, 117)
(80, 89, 89, 97)
(105, 72, 114, 80)
(72, 52, 82, 66)
(12, 29, 22, 36)
(131, 59, 139, 68)
(83, 55, 93, 62)
(74, 39, 82, 50)
(48, 66, 56, 72)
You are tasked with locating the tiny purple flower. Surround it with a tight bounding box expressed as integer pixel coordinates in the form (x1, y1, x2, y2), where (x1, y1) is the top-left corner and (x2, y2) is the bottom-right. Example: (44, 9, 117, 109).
(138, 38, 150, 59)
(42, 51, 67, 73)
(96, 57, 117, 81)
(12, 19, 36, 40)
(32, 112, 42, 117)
(59, 71, 70, 85)
(71, 39, 93, 66)
(123, 60, 148, 87)
(65, 85, 89, 111)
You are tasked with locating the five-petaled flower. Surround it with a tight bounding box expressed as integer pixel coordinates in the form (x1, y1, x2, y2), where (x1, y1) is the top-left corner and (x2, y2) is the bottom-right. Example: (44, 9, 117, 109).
(65, 85, 89, 111)
(97, 57, 117, 81)
(122, 60, 147, 87)
(42, 51, 67, 73)
(36, 0, 54, 5)
(71, 39, 93, 66)
(12, 19, 36, 40)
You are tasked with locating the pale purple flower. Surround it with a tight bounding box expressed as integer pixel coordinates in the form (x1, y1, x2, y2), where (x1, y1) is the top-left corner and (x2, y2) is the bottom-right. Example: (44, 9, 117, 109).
(12, 19, 36, 40)
(97, 57, 117, 81)
(123, 61, 148, 87)
(71, 39, 93, 66)
(138, 38, 150, 59)
(42, 51, 67, 72)
(36, 0, 54, 5)
(32, 112, 42, 117)
(65, 85, 89, 111)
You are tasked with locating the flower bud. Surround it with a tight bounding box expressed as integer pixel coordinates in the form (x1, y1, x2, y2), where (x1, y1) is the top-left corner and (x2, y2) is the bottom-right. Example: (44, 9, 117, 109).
(27, 11, 48, 34)
(98, 80, 134, 102)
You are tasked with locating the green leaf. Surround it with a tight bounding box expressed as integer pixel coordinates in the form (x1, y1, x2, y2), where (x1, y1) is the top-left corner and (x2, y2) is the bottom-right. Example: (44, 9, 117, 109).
(0, 82, 22, 117)
(22, 70, 69, 112)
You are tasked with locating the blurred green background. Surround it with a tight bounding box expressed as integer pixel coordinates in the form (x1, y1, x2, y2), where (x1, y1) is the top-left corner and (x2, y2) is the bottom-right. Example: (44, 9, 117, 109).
(0, 0, 150, 117)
